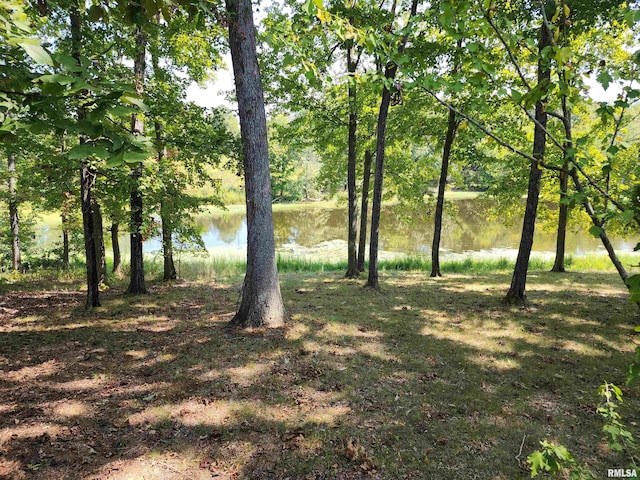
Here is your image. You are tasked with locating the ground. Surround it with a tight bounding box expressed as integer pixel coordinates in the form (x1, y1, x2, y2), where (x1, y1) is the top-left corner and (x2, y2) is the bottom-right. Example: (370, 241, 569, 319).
(0, 270, 638, 479)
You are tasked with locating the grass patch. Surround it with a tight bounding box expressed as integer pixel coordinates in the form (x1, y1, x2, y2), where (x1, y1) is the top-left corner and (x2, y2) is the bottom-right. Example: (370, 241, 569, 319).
(0, 270, 637, 479)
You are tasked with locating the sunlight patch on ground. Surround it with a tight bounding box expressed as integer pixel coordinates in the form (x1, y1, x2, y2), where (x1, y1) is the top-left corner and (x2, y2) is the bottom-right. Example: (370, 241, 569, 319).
(47, 377, 107, 392)
(0, 359, 62, 382)
(0, 423, 62, 447)
(285, 322, 309, 340)
(90, 450, 228, 480)
(469, 353, 521, 371)
(125, 350, 149, 359)
(317, 322, 384, 339)
(306, 404, 352, 426)
(226, 363, 271, 386)
(357, 341, 400, 363)
(45, 399, 94, 418)
(559, 339, 608, 357)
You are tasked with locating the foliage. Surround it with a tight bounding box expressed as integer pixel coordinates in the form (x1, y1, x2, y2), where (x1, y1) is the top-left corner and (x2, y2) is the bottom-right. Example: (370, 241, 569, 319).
(529, 382, 638, 478)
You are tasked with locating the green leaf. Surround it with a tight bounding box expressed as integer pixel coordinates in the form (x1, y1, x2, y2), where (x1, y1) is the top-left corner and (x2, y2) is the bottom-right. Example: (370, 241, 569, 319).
(626, 274, 640, 290)
(87, 5, 105, 22)
(606, 145, 619, 156)
(554, 47, 572, 64)
(68, 144, 93, 160)
(37, 74, 75, 85)
(597, 70, 613, 90)
(54, 54, 84, 72)
(588, 225, 602, 238)
(527, 450, 546, 477)
(621, 210, 635, 225)
(634, 242, 640, 252)
(120, 94, 146, 111)
(17, 41, 53, 66)
(565, 147, 577, 159)
(122, 150, 149, 164)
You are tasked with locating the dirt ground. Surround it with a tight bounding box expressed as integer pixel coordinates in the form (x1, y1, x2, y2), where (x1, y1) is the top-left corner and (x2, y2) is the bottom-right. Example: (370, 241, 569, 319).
(0, 271, 638, 479)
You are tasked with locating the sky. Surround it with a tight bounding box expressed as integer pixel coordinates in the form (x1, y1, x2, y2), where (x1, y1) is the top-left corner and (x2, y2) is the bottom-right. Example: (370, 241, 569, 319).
(186, 58, 624, 111)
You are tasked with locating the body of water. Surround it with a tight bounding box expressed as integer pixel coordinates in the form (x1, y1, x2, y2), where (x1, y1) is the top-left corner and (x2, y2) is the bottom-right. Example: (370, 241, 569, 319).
(35, 200, 636, 260)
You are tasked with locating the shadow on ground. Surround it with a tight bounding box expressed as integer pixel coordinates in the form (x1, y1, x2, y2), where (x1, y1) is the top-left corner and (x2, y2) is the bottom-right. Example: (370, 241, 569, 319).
(0, 270, 638, 479)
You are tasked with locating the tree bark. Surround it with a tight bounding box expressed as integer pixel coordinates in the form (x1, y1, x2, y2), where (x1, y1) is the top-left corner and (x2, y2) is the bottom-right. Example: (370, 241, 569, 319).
(71, 2, 99, 308)
(504, 22, 551, 305)
(8, 152, 21, 272)
(431, 108, 459, 277)
(111, 222, 121, 275)
(551, 166, 570, 273)
(551, 96, 571, 273)
(126, 22, 147, 295)
(357, 149, 372, 272)
(227, 0, 286, 328)
(161, 204, 177, 280)
(92, 200, 106, 285)
(345, 35, 359, 278)
(367, 0, 419, 288)
(62, 215, 69, 269)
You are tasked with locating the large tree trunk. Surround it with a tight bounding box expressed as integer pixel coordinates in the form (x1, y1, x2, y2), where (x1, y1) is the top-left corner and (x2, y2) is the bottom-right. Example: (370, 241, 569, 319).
(357, 149, 372, 272)
(161, 205, 177, 280)
(345, 36, 359, 278)
(367, 0, 418, 288)
(111, 222, 121, 275)
(504, 22, 551, 305)
(126, 22, 147, 295)
(92, 200, 106, 285)
(431, 108, 459, 277)
(71, 2, 99, 308)
(8, 152, 21, 272)
(227, 0, 286, 328)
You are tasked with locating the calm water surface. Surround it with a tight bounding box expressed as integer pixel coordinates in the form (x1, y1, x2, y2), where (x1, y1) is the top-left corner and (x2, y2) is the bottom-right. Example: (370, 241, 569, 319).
(166, 201, 634, 256)
(35, 200, 635, 257)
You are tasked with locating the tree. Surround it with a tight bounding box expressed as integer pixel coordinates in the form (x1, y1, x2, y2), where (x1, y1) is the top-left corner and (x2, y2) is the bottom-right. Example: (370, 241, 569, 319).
(227, 0, 286, 328)
(503, 19, 552, 305)
(126, 11, 148, 295)
(367, 0, 419, 288)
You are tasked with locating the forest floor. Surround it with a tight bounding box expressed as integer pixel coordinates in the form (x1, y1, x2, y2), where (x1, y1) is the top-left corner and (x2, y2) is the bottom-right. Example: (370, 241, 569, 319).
(0, 270, 638, 479)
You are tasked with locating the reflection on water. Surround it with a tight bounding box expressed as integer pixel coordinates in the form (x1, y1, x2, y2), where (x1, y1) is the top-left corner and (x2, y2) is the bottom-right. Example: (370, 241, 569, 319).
(35, 200, 635, 257)
(193, 201, 633, 255)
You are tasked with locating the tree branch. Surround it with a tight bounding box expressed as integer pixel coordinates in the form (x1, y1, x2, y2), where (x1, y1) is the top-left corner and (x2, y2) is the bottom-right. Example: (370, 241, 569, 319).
(418, 85, 564, 172)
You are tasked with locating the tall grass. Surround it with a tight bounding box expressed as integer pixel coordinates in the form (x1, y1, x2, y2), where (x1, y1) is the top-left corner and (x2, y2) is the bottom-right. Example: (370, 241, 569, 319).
(4, 251, 636, 286)
(141, 252, 639, 280)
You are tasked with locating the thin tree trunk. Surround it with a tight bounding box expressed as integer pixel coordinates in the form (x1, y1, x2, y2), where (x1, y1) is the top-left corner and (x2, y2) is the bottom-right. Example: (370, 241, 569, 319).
(92, 200, 106, 284)
(431, 108, 459, 277)
(570, 171, 629, 283)
(551, 166, 570, 272)
(345, 34, 359, 278)
(61, 212, 70, 269)
(227, 0, 286, 328)
(61, 135, 70, 270)
(551, 93, 573, 273)
(504, 22, 551, 305)
(161, 204, 177, 280)
(126, 22, 147, 295)
(368, 0, 419, 288)
(8, 152, 21, 272)
(71, 2, 99, 308)
(111, 222, 121, 275)
(357, 149, 372, 272)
